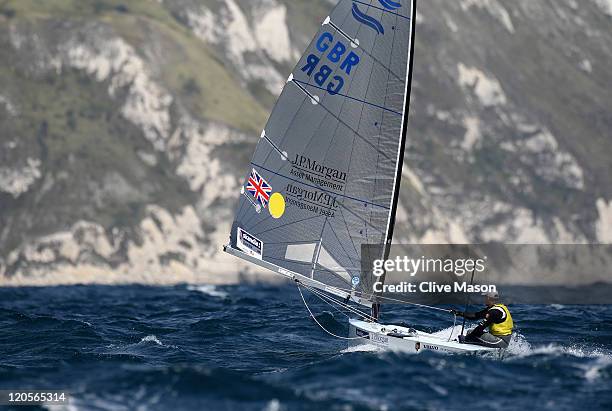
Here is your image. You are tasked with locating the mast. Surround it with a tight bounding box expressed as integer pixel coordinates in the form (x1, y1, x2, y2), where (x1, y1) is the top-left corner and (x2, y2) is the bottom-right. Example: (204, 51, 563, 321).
(373, 0, 418, 320)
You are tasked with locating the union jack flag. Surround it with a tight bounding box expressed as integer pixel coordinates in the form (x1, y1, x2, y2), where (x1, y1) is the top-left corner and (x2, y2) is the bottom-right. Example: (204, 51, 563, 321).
(246, 168, 272, 208)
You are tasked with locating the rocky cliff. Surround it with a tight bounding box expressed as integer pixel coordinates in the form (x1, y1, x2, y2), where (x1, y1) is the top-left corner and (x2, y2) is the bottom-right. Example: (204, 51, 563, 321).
(0, 0, 610, 285)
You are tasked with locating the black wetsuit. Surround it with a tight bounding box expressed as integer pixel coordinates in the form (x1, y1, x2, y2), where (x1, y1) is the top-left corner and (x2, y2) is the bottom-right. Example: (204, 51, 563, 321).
(463, 307, 502, 337)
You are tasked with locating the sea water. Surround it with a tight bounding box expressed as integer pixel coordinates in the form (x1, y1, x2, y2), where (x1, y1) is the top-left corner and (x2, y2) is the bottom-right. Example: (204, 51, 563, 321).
(1, 284, 611, 410)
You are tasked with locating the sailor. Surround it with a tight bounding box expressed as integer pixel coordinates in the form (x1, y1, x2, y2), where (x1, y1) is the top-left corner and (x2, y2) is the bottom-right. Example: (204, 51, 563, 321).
(452, 291, 514, 349)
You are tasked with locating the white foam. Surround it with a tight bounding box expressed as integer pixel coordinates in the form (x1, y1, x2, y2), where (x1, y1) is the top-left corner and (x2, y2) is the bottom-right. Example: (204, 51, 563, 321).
(506, 334, 612, 360)
(582, 356, 612, 382)
(140, 335, 163, 346)
(505, 332, 532, 356)
(340, 343, 383, 353)
(187, 285, 229, 299)
(262, 399, 282, 411)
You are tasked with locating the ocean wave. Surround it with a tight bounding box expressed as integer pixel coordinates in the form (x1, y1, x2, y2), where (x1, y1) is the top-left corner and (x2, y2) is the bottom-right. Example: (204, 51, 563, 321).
(340, 344, 382, 354)
(506, 337, 612, 362)
(581, 356, 612, 382)
(139, 335, 163, 346)
(187, 285, 229, 299)
(2, 284, 611, 410)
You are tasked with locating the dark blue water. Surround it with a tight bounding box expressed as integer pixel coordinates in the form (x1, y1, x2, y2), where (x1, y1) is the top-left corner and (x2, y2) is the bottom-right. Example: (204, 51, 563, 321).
(1, 284, 611, 411)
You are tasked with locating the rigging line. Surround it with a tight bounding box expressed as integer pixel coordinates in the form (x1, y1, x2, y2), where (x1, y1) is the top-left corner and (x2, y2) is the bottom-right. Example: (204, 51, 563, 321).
(297, 283, 370, 341)
(337, 208, 361, 258)
(293, 80, 402, 116)
(311, 286, 351, 319)
(326, 221, 360, 268)
(252, 215, 323, 237)
(290, 80, 395, 163)
(311, 223, 325, 279)
(263, 256, 363, 290)
(365, 293, 453, 313)
(260, 48, 329, 168)
(309, 265, 358, 296)
(300, 280, 375, 320)
(327, 20, 404, 83)
(303, 282, 460, 343)
(241, 200, 273, 232)
(370, 296, 453, 313)
(303, 278, 458, 333)
(251, 162, 390, 210)
(302, 281, 358, 320)
(310, 282, 453, 314)
(304, 283, 377, 322)
(448, 313, 457, 342)
(290, 253, 452, 314)
(264, 255, 312, 266)
(461, 267, 476, 337)
(336, 201, 385, 233)
(310, 291, 373, 324)
(262, 239, 321, 246)
(238, 199, 265, 229)
(298, 280, 376, 322)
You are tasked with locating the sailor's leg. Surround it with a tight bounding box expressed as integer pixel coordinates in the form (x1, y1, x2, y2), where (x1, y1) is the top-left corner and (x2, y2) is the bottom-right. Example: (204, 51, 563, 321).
(471, 332, 510, 349)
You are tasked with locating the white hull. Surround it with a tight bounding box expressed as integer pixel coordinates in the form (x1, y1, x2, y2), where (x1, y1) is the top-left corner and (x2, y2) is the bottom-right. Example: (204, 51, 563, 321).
(349, 319, 499, 354)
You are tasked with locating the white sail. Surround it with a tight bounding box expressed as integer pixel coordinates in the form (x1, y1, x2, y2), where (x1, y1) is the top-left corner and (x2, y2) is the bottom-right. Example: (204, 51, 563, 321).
(226, 0, 417, 308)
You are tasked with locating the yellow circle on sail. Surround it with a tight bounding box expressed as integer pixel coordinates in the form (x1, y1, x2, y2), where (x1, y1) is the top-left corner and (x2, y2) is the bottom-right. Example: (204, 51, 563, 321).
(269, 193, 286, 219)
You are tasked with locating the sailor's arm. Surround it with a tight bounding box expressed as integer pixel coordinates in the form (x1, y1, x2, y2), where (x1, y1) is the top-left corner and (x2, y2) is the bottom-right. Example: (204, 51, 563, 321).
(452, 308, 488, 320)
(469, 315, 494, 338)
(467, 309, 504, 338)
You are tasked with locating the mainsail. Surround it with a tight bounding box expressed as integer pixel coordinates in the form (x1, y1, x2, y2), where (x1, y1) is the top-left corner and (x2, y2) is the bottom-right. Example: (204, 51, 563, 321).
(225, 0, 417, 309)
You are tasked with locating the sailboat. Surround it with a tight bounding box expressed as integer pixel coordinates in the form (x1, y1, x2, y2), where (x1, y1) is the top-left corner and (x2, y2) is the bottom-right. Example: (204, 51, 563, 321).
(224, 0, 498, 354)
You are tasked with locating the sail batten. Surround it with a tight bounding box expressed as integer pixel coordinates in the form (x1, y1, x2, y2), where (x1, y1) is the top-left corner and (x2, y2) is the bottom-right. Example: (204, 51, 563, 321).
(327, 20, 406, 82)
(289, 80, 398, 163)
(226, 0, 417, 306)
(294, 79, 403, 115)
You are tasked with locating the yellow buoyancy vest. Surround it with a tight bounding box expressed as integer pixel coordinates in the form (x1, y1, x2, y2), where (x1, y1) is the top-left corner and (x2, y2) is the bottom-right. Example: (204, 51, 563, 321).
(489, 304, 514, 336)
